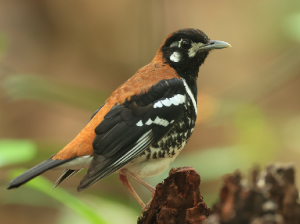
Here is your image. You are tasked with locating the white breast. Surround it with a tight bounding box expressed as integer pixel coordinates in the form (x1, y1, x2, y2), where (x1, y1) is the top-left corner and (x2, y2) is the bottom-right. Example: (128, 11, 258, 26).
(125, 141, 186, 178)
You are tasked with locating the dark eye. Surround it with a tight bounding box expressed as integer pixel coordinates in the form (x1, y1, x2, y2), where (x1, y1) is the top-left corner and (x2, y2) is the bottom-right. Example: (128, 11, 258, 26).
(181, 39, 191, 49)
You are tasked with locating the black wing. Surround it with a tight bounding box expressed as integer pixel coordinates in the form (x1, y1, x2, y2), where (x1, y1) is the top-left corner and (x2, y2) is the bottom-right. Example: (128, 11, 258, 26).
(78, 78, 187, 191)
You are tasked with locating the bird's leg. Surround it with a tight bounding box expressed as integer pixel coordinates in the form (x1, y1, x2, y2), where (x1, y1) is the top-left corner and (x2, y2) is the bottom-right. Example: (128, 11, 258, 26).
(119, 168, 155, 194)
(118, 173, 145, 207)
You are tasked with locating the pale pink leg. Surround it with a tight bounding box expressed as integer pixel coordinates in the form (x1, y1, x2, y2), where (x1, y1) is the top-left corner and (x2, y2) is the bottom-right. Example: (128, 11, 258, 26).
(119, 168, 156, 194)
(118, 173, 145, 207)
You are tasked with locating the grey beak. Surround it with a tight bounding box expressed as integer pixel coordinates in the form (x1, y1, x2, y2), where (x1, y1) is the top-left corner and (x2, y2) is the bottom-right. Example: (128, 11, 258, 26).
(200, 40, 231, 51)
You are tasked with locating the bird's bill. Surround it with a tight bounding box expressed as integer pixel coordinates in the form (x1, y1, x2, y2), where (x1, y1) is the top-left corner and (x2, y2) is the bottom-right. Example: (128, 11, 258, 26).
(200, 40, 231, 51)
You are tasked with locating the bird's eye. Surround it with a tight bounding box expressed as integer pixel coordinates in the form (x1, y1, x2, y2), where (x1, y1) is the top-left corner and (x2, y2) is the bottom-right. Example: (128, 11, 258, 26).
(181, 39, 191, 49)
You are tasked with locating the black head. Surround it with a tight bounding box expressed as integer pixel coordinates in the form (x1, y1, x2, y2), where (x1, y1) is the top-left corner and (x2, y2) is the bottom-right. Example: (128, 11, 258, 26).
(160, 28, 231, 83)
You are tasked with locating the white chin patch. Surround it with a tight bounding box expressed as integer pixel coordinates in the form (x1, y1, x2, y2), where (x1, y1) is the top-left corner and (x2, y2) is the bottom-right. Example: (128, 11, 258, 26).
(170, 52, 181, 62)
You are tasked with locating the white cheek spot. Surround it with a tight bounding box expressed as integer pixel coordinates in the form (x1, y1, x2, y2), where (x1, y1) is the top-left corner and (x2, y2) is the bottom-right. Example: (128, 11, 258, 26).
(136, 120, 143, 126)
(170, 120, 174, 124)
(170, 52, 181, 62)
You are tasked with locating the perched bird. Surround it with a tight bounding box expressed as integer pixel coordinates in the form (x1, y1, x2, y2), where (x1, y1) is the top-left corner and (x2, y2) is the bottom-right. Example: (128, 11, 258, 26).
(7, 28, 230, 208)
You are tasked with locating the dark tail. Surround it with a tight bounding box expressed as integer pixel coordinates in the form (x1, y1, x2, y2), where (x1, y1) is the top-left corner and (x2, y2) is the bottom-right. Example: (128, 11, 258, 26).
(52, 169, 82, 190)
(7, 155, 74, 189)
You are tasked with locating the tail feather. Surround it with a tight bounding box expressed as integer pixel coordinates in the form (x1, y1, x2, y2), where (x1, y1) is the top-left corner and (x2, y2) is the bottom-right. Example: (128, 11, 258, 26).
(52, 169, 82, 190)
(7, 155, 74, 190)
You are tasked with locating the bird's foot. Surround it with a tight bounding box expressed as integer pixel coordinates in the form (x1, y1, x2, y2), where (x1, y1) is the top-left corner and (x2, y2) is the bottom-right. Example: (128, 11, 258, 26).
(142, 191, 155, 213)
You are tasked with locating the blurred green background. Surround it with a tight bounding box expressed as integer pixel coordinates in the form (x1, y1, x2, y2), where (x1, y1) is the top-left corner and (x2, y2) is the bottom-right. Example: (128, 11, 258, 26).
(1, 0, 300, 223)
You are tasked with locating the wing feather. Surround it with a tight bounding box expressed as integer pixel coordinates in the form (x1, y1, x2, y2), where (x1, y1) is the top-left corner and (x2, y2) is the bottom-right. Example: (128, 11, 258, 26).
(78, 78, 187, 191)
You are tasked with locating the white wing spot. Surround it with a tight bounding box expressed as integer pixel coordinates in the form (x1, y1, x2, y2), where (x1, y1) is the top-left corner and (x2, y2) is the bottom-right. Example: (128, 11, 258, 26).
(153, 94, 185, 108)
(161, 98, 172, 107)
(153, 116, 169, 127)
(170, 94, 185, 105)
(153, 101, 163, 108)
(145, 118, 153, 125)
(136, 120, 143, 126)
(170, 52, 181, 62)
(170, 97, 179, 105)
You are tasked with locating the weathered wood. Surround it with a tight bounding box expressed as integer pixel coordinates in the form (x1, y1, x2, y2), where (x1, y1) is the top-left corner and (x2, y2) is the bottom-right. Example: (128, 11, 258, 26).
(207, 163, 300, 224)
(138, 166, 212, 224)
(138, 163, 300, 224)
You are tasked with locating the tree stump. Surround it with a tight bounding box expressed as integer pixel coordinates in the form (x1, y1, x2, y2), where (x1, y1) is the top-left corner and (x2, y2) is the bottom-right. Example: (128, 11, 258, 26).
(138, 166, 212, 224)
(138, 163, 300, 224)
(207, 163, 300, 224)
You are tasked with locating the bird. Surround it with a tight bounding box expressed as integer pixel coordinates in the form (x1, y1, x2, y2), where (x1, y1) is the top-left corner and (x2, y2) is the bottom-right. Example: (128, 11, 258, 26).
(7, 28, 231, 208)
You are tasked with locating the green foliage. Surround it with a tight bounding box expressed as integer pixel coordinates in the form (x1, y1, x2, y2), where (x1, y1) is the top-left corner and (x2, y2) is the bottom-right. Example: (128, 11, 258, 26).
(1, 74, 109, 111)
(233, 105, 278, 164)
(1, 139, 138, 224)
(0, 139, 37, 167)
(283, 13, 300, 41)
(9, 169, 110, 224)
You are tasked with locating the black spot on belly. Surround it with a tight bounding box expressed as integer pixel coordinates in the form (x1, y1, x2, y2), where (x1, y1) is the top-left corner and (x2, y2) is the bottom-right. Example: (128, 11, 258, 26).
(152, 143, 159, 148)
(140, 151, 146, 156)
(152, 152, 157, 159)
(146, 151, 151, 159)
(158, 150, 165, 158)
(140, 98, 196, 160)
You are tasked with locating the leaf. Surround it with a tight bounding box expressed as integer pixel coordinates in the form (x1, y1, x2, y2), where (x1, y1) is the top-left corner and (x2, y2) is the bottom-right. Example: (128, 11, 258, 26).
(57, 195, 139, 224)
(9, 169, 110, 224)
(0, 139, 37, 167)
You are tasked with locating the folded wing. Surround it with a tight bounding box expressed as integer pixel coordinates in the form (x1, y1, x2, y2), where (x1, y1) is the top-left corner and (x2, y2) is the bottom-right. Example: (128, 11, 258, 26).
(78, 78, 187, 191)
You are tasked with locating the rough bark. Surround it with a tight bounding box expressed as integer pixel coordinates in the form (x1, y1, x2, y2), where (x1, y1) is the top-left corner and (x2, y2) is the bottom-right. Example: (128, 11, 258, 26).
(138, 163, 300, 224)
(138, 166, 212, 224)
(207, 163, 300, 224)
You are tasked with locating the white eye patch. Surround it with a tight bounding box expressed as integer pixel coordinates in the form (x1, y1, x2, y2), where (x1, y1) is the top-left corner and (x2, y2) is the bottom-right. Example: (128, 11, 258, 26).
(188, 42, 205, 57)
(170, 41, 178, 48)
(178, 39, 183, 48)
(169, 39, 185, 48)
(170, 52, 181, 62)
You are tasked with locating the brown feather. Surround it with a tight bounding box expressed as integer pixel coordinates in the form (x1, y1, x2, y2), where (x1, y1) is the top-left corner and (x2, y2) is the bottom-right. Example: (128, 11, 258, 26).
(53, 48, 179, 160)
